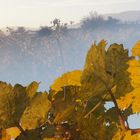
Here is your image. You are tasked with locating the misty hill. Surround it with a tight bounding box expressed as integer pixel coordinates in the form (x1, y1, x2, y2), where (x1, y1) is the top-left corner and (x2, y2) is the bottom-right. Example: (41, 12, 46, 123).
(104, 10, 140, 23)
(0, 13, 140, 91)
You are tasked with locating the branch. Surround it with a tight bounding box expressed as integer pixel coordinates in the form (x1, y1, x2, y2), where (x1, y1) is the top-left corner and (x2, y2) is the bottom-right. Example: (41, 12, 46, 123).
(95, 74, 128, 132)
(84, 94, 108, 118)
(16, 123, 29, 139)
(131, 128, 140, 134)
(84, 101, 102, 118)
(107, 89, 127, 131)
(16, 124, 25, 134)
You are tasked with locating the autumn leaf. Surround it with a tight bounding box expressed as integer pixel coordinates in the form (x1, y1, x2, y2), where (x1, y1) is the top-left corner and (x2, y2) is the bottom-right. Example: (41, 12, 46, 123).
(20, 92, 51, 130)
(26, 81, 39, 99)
(50, 70, 82, 97)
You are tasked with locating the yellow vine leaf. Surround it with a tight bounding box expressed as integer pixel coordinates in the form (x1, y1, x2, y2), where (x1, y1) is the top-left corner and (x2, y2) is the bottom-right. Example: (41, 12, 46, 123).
(0, 129, 11, 140)
(20, 92, 51, 130)
(128, 59, 140, 88)
(132, 40, 140, 57)
(123, 131, 140, 140)
(26, 81, 39, 99)
(117, 43, 140, 112)
(50, 70, 82, 95)
(117, 87, 140, 112)
(6, 127, 21, 139)
(112, 130, 140, 140)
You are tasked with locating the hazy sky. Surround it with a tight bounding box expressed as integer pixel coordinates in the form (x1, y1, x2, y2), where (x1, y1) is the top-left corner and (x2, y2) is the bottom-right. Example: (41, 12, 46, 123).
(0, 0, 140, 27)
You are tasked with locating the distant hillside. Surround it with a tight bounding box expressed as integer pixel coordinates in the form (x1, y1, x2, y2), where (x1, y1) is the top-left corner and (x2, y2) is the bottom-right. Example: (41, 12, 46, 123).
(69, 10, 140, 29)
(104, 10, 140, 23)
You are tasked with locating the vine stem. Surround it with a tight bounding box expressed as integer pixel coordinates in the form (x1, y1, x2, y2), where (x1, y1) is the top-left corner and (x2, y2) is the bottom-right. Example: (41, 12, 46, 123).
(84, 94, 108, 118)
(16, 124, 29, 139)
(107, 89, 127, 131)
(96, 75, 128, 132)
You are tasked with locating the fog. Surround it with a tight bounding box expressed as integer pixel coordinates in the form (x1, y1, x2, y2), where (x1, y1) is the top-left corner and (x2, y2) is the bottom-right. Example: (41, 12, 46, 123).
(0, 14, 140, 91)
